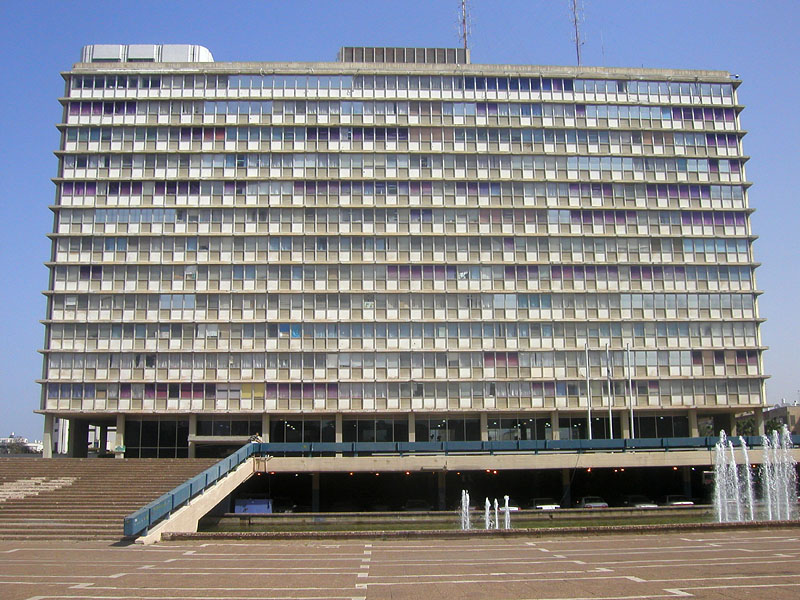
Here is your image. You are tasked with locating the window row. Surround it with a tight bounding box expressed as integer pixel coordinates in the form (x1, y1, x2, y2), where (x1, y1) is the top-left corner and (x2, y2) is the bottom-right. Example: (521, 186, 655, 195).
(46, 348, 761, 373)
(50, 291, 758, 314)
(71, 99, 739, 124)
(44, 377, 762, 402)
(62, 148, 742, 176)
(57, 180, 747, 206)
(55, 263, 754, 289)
(70, 73, 734, 99)
(57, 205, 749, 228)
(54, 234, 752, 263)
(64, 111, 739, 146)
(48, 318, 759, 347)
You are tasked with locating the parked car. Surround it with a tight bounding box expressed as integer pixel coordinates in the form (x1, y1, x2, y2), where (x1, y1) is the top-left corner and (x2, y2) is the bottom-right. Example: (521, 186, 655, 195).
(577, 496, 609, 509)
(621, 494, 658, 508)
(662, 494, 694, 506)
(530, 497, 561, 510)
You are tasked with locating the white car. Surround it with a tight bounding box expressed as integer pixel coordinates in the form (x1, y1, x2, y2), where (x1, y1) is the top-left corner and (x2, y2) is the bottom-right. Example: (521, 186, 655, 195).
(622, 494, 658, 508)
(577, 496, 609, 509)
(531, 497, 561, 510)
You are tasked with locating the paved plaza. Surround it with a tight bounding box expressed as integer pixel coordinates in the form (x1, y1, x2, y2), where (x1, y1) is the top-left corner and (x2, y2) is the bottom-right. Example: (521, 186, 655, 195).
(1, 528, 799, 599)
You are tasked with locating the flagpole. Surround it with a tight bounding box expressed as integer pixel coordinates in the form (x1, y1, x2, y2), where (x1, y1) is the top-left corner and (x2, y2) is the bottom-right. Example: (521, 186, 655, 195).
(585, 343, 592, 440)
(606, 343, 613, 439)
(627, 343, 635, 438)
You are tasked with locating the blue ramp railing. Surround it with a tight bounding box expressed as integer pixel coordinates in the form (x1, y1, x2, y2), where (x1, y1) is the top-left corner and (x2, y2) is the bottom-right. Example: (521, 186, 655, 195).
(123, 443, 255, 537)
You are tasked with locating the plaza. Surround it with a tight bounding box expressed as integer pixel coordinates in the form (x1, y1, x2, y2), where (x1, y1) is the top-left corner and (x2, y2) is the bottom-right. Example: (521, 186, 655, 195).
(2, 528, 799, 599)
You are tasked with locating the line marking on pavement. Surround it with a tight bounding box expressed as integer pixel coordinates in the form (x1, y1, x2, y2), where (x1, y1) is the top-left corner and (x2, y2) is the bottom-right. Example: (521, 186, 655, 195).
(662, 590, 694, 597)
(1, 549, 21, 553)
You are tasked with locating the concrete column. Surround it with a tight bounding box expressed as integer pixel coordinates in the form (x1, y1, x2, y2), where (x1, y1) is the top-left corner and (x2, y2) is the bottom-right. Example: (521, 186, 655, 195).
(311, 472, 320, 512)
(754, 407, 765, 436)
(688, 409, 699, 437)
(188, 414, 198, 458)
(479, 412, 488, 441)
(550, 411, 560, 441)
(335, 413, 343, 457)
(261, 413, 270, 442)
(728, 413, 738, 436)
(114, 414, 125, 458)
(682, 466, 692, 498)
(408, 413, 416, 442)
(42, 414, 54, 459)
(67, 419, 89, 458)
(437, 471, 446, 510)
(619, 410, 630, 439)
(335, 413, 343, 443)
(98, 425, 108, 454)
(561, 468, 571, 508)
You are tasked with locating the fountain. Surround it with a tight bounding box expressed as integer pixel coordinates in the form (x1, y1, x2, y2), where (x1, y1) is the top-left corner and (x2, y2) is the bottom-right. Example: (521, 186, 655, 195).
(484, 497, 492, 529)
(714, 426, 798, 522)
(460, 489, 471, 530)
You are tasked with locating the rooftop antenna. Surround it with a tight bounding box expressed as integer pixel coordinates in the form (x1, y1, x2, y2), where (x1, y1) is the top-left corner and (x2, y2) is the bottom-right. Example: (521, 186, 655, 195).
(458, 0, 471, 53)
(570, 0, 584, 66)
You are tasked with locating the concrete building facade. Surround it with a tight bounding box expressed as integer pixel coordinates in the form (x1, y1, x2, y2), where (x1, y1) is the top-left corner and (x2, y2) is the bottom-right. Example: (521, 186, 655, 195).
(40, 45, 766, 461)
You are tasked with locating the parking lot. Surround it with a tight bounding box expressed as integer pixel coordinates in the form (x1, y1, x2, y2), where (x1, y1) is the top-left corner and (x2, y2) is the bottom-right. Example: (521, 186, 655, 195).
(1, 528, 799, 599)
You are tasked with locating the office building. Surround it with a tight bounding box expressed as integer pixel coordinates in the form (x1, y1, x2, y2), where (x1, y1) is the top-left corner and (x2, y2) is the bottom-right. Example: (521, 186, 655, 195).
(41, 44, 766, 467)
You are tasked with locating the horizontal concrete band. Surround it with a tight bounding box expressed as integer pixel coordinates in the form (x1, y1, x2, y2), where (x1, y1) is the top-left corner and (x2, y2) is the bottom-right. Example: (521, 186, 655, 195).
(253, 448, 800, 472)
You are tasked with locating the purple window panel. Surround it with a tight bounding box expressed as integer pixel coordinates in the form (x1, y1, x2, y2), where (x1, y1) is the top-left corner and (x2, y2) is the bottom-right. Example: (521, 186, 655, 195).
(61, 182, 73, 194)
(706, 133, 716, 146)
(290, 383, 302, 397)
(724, 213, 734, 226)
(551, 266, 562, 279)
(265, 384, 277, 399)
(423, 266, 434, 280)
(704, 108, 714, 120)
(725, 109, 735, 122)
(399, 266, 410, 280)
(631, 266, 641, 279)
(411, 266, 422, 279)
(703, 213, 713, 226)
(681, 212, 692, 225)
(92, 102, 102, 115)
(434, 266, 445, 280)
(576, 104, 586, 117)
(505, 266, 516, 280)
(80, 103, 91, 115)
(735, 213, 745, 226)
(672, 107, 682, 120)
(446, 266, 457, 280)
(709, 159, 719, 173)
(327, 384, 338, 399)
(730, 161, 740, 173)
(144, 384, 156, 399)
(68, 103, 79, 115)
(605, 211, 615, 224)
(120, 384, 131, 399)
(278, 384, 289, 399)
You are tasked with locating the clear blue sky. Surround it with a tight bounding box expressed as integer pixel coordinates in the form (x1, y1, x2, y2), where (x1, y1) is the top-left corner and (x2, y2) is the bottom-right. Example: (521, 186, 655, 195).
(1, 0, 798, 440)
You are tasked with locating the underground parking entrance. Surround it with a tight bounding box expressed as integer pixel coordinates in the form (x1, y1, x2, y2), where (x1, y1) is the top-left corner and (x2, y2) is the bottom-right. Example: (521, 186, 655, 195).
(195, 465, 712, 532)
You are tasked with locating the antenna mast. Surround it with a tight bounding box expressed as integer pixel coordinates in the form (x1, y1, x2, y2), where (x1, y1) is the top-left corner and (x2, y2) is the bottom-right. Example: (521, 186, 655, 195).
(459, 0, 470, 52)
(570, 0, 583, 66)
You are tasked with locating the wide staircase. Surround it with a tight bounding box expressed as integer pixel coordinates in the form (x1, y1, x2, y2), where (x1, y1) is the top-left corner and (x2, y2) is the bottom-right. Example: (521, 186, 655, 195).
(0, 458, 217, 541)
